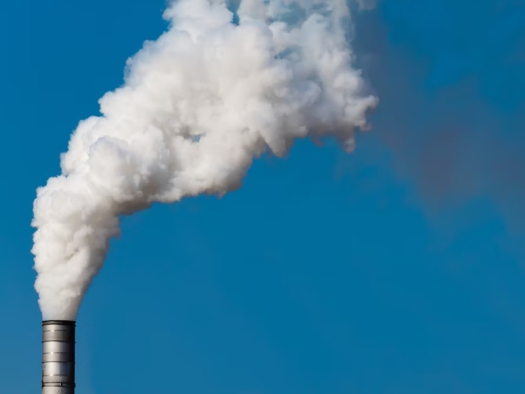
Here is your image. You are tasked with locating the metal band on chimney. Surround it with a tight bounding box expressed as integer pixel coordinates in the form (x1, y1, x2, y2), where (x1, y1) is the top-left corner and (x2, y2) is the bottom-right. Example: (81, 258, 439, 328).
(42, 320, 76, 394)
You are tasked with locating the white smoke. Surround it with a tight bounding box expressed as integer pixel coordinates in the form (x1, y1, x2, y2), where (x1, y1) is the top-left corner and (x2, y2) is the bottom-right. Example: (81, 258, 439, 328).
(32, 0, 378, 320)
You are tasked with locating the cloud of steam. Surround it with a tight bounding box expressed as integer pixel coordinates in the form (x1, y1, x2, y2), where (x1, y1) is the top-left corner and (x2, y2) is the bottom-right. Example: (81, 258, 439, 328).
(32, 0, 377, 320)
(355, 0, 378, 11)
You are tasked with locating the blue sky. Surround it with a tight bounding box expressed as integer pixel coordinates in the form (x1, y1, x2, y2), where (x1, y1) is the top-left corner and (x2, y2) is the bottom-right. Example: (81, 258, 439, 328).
(1, 0, 525, 393)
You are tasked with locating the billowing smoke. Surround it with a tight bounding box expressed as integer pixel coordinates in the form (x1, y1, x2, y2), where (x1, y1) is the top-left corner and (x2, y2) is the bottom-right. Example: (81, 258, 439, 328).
(32, 0, 378, 320)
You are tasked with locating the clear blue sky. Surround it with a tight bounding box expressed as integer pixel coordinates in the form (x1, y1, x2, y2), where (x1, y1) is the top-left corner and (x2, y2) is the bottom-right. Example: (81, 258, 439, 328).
(1, 0, 525, 393)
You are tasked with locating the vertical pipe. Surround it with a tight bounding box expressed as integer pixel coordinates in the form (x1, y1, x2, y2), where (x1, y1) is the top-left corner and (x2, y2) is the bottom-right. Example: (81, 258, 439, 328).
(42, 321, 76, 394)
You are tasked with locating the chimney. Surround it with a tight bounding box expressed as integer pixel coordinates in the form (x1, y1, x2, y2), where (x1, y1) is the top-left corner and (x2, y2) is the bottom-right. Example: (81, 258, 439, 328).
(42, 321, 76, 394)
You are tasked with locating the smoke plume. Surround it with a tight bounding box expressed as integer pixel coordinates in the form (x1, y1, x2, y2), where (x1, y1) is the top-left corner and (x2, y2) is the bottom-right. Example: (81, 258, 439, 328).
(32, 0, 377, 320)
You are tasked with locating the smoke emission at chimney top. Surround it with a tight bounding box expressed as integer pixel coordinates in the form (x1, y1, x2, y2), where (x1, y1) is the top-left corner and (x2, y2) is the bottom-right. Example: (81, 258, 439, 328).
(32, 0, 378, 320)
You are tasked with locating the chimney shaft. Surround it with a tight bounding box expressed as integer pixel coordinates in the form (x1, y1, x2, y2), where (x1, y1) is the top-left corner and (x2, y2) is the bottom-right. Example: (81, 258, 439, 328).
(42, 321, 75, 394)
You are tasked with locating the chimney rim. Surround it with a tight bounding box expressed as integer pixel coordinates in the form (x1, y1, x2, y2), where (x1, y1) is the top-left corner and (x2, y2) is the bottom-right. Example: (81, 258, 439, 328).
(42, 320, 76, 326)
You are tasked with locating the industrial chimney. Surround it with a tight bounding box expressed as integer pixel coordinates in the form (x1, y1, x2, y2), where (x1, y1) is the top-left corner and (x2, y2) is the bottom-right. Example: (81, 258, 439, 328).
(42, 321, 75, 394)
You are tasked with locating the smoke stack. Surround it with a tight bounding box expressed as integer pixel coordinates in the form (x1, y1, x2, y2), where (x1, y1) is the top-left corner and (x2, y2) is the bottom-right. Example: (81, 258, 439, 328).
(42, 321, 75, 394)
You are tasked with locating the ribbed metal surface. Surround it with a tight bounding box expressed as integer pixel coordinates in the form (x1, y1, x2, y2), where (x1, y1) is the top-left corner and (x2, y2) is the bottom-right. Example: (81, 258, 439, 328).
(42, 388, 74, 394)
(42, 321, 75, 394)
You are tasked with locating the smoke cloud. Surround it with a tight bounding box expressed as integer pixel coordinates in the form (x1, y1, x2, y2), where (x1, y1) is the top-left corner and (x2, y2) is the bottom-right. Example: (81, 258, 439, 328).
(32, 0, 377, 320)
